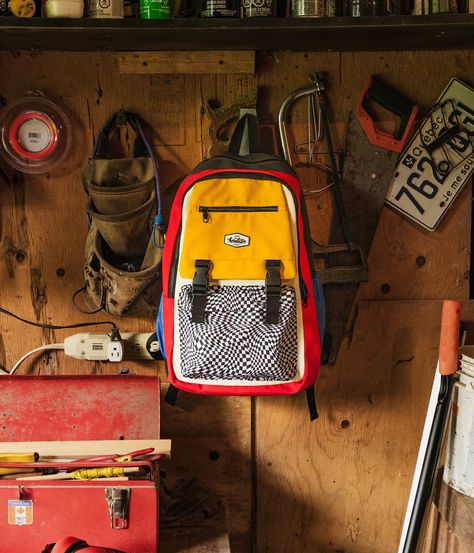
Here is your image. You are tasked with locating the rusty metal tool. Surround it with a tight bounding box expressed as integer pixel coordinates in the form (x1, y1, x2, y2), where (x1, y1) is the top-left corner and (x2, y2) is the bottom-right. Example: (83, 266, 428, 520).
(278, 74, 368, 364)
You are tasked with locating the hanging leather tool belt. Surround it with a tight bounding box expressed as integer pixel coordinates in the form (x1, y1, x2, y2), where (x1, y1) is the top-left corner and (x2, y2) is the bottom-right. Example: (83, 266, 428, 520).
(76, 110, 163, 316)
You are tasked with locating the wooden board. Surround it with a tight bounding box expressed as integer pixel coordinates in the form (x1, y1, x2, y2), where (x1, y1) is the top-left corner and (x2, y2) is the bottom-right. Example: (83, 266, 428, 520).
(433, 476, 474, 551)
(0, 50, 254, 553)
(0, 48, 473, 553)
(0, 439, 171, 457)
(256, 300, 447, 553)
(118, 51, 255, 74)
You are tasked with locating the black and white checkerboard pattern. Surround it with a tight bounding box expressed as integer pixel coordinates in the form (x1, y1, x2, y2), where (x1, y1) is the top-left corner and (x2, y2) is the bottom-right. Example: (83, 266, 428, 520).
(178, 284, 298, 381)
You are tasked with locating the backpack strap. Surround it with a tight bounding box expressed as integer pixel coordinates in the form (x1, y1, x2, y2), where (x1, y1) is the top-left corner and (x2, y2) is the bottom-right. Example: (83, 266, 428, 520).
(165, 383, 179, 406)
(191, 260, 210, 323)
(228, 113, 261, 155)
(46, 537, 126, 553)
(265, 260, 282, 325)
(305, 385, 319, 422)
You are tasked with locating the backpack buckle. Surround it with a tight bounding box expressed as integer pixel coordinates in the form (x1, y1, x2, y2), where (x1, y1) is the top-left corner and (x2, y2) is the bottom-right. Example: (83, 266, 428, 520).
(192, 260, 210, 323)
(265, 260, 281, 325)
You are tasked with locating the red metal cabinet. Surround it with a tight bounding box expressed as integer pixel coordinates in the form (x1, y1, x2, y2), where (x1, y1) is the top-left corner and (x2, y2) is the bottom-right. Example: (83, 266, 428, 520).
(0, 375, 160, 553)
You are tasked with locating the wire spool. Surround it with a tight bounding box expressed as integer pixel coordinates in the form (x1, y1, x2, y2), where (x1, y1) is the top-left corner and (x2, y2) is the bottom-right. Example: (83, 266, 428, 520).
(0, 96, 71, 174)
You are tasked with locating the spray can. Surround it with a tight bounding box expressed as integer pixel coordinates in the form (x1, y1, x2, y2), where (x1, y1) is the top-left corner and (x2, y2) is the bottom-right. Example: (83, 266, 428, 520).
(201, 0, 238, 16)
(292, 0, 325, 16)
(140, 0, 171, 17)
(242, 0, 276, 17)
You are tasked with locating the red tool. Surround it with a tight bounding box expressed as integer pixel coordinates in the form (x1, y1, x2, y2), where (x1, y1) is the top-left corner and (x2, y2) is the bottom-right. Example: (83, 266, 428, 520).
(69, 448, 155, 464)
(357, 76, 419, 153)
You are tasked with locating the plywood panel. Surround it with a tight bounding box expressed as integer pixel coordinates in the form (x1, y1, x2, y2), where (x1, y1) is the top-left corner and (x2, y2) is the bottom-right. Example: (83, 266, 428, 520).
(1, 47, 473, 553)
(0, 50, 254, 552)
(256, 301, 446, 553)
(256, 49, 472, 553)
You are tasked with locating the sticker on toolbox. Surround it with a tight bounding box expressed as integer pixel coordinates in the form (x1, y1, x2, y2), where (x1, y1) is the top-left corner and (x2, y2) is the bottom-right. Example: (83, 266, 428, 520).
(386, 78, 474, 231)
(8, 499, 33, 525)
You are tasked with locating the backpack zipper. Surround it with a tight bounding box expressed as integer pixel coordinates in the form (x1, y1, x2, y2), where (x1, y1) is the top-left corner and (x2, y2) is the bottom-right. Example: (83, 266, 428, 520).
(199, 205, 278, 223)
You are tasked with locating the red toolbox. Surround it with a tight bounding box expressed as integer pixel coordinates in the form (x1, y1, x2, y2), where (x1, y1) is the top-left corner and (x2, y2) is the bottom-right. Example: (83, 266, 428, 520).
(0, 375, 162, 553)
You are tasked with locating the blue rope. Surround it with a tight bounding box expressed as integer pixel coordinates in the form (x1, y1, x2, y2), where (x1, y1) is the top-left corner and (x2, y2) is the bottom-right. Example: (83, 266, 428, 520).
(152, 214, 164, 249)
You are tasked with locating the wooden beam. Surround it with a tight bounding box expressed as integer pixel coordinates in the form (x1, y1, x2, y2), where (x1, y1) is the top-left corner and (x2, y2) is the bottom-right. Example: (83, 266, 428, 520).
(117, 51, 255, 74)
(0, 440, 171, 458)
(433, 476, 474, 551)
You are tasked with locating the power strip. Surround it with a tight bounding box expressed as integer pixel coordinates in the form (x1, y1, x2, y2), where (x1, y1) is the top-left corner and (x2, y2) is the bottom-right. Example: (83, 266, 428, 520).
(64, 332, 161, 362)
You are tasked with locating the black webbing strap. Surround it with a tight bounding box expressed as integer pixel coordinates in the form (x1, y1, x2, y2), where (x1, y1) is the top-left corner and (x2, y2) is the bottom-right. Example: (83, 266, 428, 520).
(165, 384, 179, 406)
(228, 113, 261, 156)
(305, 385, 319, 422)
(265, 260, 281, 325)
(192, 260, 210, 323)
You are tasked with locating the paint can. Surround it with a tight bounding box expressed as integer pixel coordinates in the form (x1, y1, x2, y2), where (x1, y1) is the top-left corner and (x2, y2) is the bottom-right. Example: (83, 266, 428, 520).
(87, 0, 124, 18)
(443, 346, 474, 497)
(292, 0, 325, 16)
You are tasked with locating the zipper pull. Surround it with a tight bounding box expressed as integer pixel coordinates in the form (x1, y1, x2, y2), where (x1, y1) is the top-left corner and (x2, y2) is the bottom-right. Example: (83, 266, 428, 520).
(201, 207, 209, 223)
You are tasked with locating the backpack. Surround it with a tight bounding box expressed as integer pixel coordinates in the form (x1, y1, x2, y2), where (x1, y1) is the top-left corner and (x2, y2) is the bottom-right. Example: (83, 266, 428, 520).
(157, 115, 325, 419)
(42, 537, 126, 553)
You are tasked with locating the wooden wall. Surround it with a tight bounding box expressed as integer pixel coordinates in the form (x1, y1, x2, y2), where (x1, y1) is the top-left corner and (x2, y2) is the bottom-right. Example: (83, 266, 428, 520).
(0, 49, 472, 553)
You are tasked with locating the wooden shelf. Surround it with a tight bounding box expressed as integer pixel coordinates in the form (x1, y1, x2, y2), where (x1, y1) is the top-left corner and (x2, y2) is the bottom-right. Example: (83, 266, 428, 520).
(0, 14, 473, 52)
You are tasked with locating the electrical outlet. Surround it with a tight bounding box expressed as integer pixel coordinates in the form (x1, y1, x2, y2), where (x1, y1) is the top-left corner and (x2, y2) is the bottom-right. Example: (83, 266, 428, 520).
(108, 340, 124, 362)
(64, 332, 161, 362)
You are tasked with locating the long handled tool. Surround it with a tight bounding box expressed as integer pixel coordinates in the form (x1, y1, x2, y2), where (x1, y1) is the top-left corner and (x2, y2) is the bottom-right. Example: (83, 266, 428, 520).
(278, 73, 368, 364)
(397, 300, 461, 553)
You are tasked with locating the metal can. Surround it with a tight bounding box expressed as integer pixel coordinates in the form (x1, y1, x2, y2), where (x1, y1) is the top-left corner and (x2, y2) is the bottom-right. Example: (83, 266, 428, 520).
(201, 0, 239, 17)
(242, 0, 276, 17)
(362, 0, 386, 15)
(292, 0, 325, 17)
(140, 0, 171, 17)
(87, 0, 124, 17)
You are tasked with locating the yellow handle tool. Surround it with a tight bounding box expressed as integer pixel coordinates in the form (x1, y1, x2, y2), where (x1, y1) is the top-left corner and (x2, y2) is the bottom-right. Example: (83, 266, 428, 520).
(0, 452, 37, 475)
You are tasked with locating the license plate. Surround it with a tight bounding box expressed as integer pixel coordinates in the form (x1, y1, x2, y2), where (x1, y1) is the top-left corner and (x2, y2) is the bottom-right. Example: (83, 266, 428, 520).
(386, 78, 474, 231)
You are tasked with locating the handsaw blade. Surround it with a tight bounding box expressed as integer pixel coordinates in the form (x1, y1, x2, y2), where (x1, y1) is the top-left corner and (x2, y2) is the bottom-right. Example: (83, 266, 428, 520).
(323, 112, 397, 364)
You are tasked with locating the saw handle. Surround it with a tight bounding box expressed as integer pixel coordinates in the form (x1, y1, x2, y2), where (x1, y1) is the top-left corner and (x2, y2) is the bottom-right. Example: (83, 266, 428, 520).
(439, 300, 461, 376)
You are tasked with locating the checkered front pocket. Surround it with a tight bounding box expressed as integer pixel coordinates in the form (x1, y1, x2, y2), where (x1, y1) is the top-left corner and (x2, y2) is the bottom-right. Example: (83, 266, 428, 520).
(177, 285, 298, 381)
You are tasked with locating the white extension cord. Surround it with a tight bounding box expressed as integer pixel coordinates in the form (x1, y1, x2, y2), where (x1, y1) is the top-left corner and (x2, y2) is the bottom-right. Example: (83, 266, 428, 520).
(1, 331, 160, 376)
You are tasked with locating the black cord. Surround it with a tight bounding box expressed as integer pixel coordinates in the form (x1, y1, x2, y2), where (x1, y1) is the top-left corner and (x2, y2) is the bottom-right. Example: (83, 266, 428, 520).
(0, 306, 117, 332)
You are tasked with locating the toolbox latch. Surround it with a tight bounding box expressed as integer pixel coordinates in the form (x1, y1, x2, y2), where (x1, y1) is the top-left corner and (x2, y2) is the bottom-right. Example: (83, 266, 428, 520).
(105, 488, 131, 530)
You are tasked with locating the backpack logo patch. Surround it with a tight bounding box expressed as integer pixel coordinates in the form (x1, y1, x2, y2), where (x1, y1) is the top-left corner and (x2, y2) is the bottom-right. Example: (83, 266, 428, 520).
(224, 233, 250, 248)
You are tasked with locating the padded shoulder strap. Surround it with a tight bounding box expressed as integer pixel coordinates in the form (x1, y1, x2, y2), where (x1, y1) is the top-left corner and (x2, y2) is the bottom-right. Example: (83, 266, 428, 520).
(49, 537, 126, 553)
(50, 537, 87, 553)
(228, 113, 261, 156)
